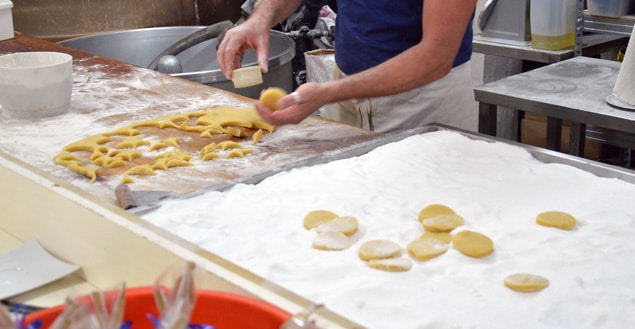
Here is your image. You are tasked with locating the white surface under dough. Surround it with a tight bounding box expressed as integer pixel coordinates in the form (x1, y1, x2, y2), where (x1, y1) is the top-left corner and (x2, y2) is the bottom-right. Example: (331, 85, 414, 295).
(142, 130, 635, 329)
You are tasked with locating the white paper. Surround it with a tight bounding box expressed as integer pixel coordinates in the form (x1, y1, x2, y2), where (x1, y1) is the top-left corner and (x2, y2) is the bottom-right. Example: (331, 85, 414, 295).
(0, 240, 80, 300)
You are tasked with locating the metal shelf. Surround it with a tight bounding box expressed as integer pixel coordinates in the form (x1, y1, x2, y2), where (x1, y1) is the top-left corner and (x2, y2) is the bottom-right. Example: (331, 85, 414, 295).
(584, 12, 635, 36)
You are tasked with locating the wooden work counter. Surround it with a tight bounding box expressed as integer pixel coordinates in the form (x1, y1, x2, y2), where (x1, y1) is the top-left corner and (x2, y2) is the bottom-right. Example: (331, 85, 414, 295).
(0, 33, 365, 328)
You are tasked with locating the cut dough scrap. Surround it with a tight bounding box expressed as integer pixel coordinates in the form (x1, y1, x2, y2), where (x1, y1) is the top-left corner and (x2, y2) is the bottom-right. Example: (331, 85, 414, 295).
(315, 216, 359, 236)
(216, 140, 242, 150)
(368, 257, 413, 272)
(201, 152, 220, 161)
(108, 149, 142, 161)
(103, 126, 141, 136)
(312, 231, 350, 250)
(536, 211, 576, 230)
(63, 134, 111, 153)
(504, 273, 550, 292)
(452, 230, 494, 258)
(125, 164, 155, 176)
(196, 108, 275, 132)
(116, 135, 150, 149)
(407, 239, 450, 261)
(226, 126, 247, 137)
(418, 204, 455, 222)
(121, 173, 134, 184)
(303, 210, 339, 230)
(419, 232, 452, 244)
(359, 240, 401, 261)
(252, 129, 263, 144)
(226, 149, 253, 158)
(421, 214, 465, 232)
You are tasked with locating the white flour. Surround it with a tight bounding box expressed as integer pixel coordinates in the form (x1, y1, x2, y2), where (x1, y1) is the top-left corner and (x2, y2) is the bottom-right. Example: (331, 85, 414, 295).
(142, 130, 635, 329)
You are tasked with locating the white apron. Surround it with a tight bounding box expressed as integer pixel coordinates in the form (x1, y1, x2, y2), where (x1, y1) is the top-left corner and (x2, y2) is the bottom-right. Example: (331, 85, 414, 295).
(319, 61, 477, 134)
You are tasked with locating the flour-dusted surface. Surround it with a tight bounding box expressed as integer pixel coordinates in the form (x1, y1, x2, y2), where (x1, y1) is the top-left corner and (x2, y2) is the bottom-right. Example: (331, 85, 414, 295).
(0, 58, 249, 199)
(142, 130, 635, 329)
(0, 57, 378, 203)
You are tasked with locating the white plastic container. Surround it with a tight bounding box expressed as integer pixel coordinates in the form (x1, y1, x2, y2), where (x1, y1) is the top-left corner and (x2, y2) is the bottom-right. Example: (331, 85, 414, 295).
(0, 52, 73, 119)
(0, 0, 14, 41)
(530, 0, 576, 50)
(587, 0, 633, 17)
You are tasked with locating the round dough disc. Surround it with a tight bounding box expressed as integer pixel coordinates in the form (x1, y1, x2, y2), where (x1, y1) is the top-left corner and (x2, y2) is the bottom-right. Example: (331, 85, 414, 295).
(536, 211, 576, 230)
(407, 239, 449, 261)
(304, 210, 339, 230)
(504, 273, 549, 292)
(418, 204, 455, 222)
(312, 231, 351, 250)
(368, 257, 413, 272)
(315, 216, 359, 236)
(419, 231, 452, 244)
(452, 230, 494, 258)
(359, 240, 401, 261)
(421, 214, 465, 232)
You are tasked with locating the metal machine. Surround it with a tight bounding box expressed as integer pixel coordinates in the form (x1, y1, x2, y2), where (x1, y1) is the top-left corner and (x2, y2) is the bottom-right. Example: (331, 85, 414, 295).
(478, 0, 531, 45)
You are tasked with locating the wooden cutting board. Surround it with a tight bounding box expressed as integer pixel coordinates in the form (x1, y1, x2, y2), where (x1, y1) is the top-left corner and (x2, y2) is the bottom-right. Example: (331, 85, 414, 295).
(0, 34, 384, 206)
(61, 113, 383, 202)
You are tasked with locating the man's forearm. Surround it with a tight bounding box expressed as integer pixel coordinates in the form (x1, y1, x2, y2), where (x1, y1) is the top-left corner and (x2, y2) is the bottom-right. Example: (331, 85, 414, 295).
(250, 0, 304, 28)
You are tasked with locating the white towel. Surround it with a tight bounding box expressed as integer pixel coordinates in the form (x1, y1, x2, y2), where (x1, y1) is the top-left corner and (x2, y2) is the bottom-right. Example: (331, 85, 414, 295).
(611, 25, 635, 108)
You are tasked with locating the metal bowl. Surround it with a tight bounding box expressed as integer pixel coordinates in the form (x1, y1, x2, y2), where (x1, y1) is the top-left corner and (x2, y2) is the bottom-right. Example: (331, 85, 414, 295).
(59, 26, 295, 98)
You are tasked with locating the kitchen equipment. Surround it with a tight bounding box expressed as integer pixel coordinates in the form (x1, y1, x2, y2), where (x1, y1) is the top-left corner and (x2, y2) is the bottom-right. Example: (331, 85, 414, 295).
(23, 287, 291, 329)
(530, 0, 577, 50)
(11, 0, 242, 42)
(0, 51, 72, 119)
(478, 0, 531, 45)
(146, 20, 234, 71)
(588, 0, 634, 17)
(0, 0, 13, 41)
(115, 184, 173, 214)
(60, 27, 295, 99)
(156, 55, 183, 74)
(607, 25, 635, 110)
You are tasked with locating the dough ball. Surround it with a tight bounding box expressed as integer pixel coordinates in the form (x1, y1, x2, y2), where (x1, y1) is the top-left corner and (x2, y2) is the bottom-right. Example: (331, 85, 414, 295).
(421, 214, 465, 232)
(504, 273, 550, 292)
(359, 240, 401, 261)
(407, 239, 449, 261)
(316, 216, 359, 236)
(368, 257, 413, 272)
(304, 210, 339, 230)
(536, 211, 576, 230)
(312, 231, 351, 250)
(259, 87, 288, 111)
(418, 204, 455, 222)
(452, 230, 494, 258)
(419, 231, 452, 244)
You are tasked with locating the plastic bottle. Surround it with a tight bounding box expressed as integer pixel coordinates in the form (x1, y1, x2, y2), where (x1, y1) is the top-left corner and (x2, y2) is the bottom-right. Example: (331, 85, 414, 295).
(530, 0, 576, 50)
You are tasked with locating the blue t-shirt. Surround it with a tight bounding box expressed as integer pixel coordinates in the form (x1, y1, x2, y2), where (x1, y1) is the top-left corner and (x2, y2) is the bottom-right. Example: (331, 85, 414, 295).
(334, 0, 474, 75)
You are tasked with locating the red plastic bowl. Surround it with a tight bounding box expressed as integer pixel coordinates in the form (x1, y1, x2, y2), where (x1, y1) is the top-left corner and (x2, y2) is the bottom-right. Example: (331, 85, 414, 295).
(24, 286, 290, 329)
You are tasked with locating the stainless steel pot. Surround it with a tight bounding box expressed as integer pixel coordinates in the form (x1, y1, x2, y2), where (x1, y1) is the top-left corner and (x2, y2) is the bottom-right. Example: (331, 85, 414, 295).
(59, 26, 295, 98)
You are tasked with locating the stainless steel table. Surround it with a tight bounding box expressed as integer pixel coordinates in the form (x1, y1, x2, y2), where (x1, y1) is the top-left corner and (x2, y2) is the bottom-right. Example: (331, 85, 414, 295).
(474, 56, 635, 158)
(473, 32, 629, 64)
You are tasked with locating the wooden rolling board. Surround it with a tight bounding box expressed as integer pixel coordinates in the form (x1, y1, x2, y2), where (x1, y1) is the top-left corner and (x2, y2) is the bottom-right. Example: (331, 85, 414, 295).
(61, 113, 382, 203)
(0, 33, 382, 206)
